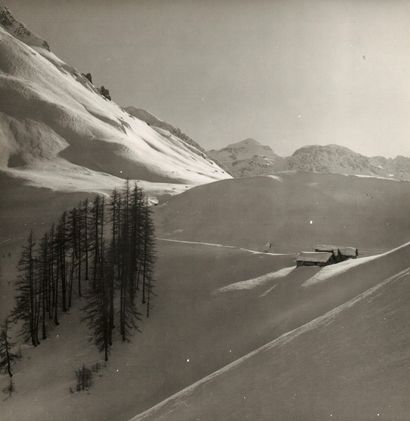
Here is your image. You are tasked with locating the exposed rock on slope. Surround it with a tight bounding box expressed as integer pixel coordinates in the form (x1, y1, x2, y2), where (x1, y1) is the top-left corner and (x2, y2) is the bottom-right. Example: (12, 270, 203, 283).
(0, 6, 50, 50)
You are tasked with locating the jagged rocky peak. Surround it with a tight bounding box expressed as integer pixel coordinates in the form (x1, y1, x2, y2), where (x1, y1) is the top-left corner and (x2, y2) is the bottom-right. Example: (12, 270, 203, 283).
(0, 6, 50, 50)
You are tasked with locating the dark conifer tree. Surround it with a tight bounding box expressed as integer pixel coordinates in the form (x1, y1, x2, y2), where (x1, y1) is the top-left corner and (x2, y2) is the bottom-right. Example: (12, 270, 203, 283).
(82, 199, 90, 282)
(119, 182, 130, 341)
(75, 206, 82, 296)
(38, 233, 50, 339)
(48, 224, 57, 322)
(0, 317, 17, 378)
(118, 181, 142, 341)
(83, 199, 112, 361)
(55, 213, 68, 313)
(83, 252, 111, 361)
(51, 225, 60, 326)
(130, 184, 144, 292)
(141, 199, 156, 317)
(105, 241, 115, 347)
(11, 181, 157, 357)
(68, 248, 75, 309)
(13, 231, 39, 346)
(68, 207, 80, 306)
(91, 196, 102, 290)
(109, 189, 120, 341)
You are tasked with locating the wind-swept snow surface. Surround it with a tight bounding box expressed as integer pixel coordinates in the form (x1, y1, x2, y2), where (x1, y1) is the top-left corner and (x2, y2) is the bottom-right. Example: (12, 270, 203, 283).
(130, 267, 410, 421)
(155, 172, 410, 253)
(217, 265, 295, 292)
(0, 12, 230, 196)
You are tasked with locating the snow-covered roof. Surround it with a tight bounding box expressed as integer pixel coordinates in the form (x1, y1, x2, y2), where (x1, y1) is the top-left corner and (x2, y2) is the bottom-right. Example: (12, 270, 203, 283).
(296, 252, 333, 263)
(338, 247, 358, 257)
(315, 244, 358, 257)
(314, 244, 340, 255)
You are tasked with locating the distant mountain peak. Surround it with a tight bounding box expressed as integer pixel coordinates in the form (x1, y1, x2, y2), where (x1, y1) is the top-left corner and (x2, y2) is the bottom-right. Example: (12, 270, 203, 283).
(209, 140, 410, 180)
(208, 138, 284, 177)
(226, 138, 261, 148)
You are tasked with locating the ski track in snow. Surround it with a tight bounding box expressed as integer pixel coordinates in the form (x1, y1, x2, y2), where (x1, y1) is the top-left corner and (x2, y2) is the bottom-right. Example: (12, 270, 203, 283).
(238, 247, 288, 256)
(259, 284, 278, 297)
(129, 267, 410, 421)
(217, 266, 295, 293)
(303, 240, 410, 287)
(157, 238, 288, 256)
(262, 175, 283, 182)
(351, 174, 399, 182)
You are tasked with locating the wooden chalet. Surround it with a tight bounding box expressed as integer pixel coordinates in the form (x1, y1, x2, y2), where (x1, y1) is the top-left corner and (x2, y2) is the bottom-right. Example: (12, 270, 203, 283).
(314, 244, 358, 262)
(296, 251, 336, 267)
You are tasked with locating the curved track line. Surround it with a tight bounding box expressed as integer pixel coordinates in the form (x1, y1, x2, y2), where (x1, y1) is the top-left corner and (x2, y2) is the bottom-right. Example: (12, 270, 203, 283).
(157, 237, 289, 256)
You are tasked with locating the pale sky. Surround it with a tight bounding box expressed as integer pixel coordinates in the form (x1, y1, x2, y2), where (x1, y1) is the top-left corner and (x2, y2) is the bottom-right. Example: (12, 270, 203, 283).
(5, 0, 410, 157)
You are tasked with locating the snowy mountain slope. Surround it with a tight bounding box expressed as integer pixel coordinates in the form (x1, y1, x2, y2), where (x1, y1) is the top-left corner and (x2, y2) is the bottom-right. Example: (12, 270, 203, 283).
(0, 8, 230, 196)
(155, 172, 410, 253)
(124, 106, 207, 154)
(209, 140, 410, 180)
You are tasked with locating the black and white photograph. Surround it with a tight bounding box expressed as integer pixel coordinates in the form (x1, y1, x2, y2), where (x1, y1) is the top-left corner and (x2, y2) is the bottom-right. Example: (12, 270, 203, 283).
(1, 1, 410, 420)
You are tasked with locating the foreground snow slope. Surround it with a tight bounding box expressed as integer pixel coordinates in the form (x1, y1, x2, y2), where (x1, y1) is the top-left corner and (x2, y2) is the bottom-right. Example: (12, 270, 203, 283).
(0, 8, 230, 195)
(130, 242, 410, 421)
(3, 236, 410, 421)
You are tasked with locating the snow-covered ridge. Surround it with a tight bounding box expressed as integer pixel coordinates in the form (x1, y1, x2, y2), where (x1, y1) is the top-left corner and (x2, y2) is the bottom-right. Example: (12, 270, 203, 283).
(0, 6, 50, 50)
(0, 8, 230, 196)
(209, 139, 410, 180)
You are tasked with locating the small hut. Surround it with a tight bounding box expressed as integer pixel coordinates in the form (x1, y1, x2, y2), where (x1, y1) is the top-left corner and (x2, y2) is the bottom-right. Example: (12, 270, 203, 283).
(338, 246, 358, 260)
(314, 244, 341, 259)
(296, 251, 335, 267)
(314, 244, 358, 262)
